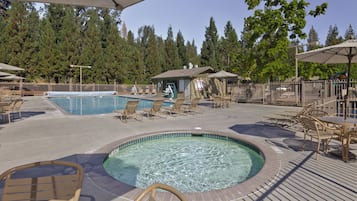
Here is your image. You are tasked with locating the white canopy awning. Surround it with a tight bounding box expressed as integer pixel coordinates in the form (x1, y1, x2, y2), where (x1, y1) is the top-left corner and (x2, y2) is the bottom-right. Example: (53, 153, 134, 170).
(19, 0, 144, 10)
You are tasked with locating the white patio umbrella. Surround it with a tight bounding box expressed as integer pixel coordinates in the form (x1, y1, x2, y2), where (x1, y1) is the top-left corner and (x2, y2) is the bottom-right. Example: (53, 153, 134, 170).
(296, 39, 357, 118)
(19, 0, 144, 10)
(0, 63, 24, 71)
(0, 71, 14, 77)
(0, 75, 25, 80)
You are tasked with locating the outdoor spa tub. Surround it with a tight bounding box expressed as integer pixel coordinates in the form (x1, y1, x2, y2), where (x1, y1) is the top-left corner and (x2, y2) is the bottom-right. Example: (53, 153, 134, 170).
(95, 130, 280, 201)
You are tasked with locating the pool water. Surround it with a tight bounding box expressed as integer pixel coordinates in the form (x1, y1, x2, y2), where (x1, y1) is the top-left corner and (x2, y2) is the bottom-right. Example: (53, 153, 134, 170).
(103, 135, 265, 193)
(48, 96, 172, 115)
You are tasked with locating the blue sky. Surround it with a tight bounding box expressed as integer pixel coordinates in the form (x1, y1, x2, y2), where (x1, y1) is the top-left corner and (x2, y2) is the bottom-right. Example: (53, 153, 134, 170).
(121, 0, 357, 49)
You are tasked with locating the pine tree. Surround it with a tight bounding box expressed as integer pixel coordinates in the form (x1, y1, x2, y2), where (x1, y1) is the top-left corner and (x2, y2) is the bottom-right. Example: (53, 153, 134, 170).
(220, 21, 240, 72)
(103, 13, 125, 84)
(126, 30, 145, 83)
(121, 21, 128, 39)
(325, 25, 343, 46)
(186, 40, 200, 67)
(165, 26, 179, 70)
(200, 17, 219, 69)
(138, 25, 161, 81)
(0, 9, 7, 61)
(344, 24, 356, 40)
(21, 4, 40, 80)
(37, 17, 57, 82)
(61, 7, 81, 62)
(79, 9, 104, 83)
(176, 30, 187, 67)
(2, 2, 29, 67)
(307, 26, 319, 50)
(156, 36, 167, 72)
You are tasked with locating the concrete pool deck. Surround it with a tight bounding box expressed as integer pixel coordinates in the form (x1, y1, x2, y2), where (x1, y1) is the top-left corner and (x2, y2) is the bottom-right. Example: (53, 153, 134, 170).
(0, 96, 356, 201)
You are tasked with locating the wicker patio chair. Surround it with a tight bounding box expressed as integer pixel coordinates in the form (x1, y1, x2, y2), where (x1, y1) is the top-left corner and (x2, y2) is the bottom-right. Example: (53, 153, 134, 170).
(135, 183, 188, 201)
(300, 115, 340, 159)
(0, 99, 17, 123)
(10, 98, 24, 120)
(0, 160, 84, 201)
(114, 100, 142, 122)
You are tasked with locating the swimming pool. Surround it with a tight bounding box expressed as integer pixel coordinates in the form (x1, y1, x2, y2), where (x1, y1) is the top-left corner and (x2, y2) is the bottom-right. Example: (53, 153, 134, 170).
(103, 131, 265, 193)
(48, 96, 172, 115)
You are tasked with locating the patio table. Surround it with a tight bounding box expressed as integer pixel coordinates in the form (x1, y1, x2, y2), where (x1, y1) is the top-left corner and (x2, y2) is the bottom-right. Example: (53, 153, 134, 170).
(319, 116, 357, 162)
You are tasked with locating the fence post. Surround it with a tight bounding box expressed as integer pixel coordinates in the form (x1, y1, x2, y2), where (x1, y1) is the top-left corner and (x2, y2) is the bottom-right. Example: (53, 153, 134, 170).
(323, 80, 328, 99)
(301, 80, 305, 106)
(262, 83, 265, 104)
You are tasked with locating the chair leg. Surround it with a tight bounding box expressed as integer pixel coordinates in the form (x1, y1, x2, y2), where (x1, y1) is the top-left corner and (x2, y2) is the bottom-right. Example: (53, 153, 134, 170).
(301, 134, 307, 151)
(316, 139, 321, 160)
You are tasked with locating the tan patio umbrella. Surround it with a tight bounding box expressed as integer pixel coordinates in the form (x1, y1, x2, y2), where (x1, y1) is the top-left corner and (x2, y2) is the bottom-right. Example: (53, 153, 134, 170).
(0, 63, 24, 71)
(19, 0, 144, 10)
(208, 70, 238, 96)
(296, 39, 357, 118)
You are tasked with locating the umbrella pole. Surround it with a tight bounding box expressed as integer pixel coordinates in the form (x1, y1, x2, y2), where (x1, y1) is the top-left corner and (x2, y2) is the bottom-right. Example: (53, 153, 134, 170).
(345, 49, 353, 119)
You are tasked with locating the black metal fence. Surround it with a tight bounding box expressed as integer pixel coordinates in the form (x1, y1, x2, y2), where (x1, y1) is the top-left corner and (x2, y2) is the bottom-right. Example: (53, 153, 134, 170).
(2, 80, 357, 115)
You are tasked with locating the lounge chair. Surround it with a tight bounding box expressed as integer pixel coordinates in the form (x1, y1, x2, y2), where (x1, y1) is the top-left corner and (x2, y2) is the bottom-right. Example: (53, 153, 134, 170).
(162, 98, 185, 115)
(151, 88, 157, 95)
(114, 100, 142, 122)
(135, 183, 188, 201)
(143, 99, 165, 119)
(144, 87, 150, 94)
(183, 97, 201, 113)
(0, 160, 84, 201)
(137, 88, 144, 95)
(264, 103, 315, 127)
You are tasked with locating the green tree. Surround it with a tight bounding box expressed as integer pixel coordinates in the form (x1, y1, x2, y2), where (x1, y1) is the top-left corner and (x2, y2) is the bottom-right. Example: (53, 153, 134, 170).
(165, 26, 180, 70)
(37, 17, 57, 82)
(176, 30, 187, 67)
(156, 36, 167, 72)
(307, 26, 319, 50)
(186, 40, 200, 66)
(220, 21, 240, 72)
(344, 24, 356, 40)
(2, 2, 30, 69)
(201, 17, 219, 69)
(101, 10, 125, 84)
(79, 9, 104, 83)
(243, 0, 328, 82)
(0, 13, 6, 61)
(325, 25, 343, 46)
(126, 30, 145, 83)
(138, 25, 161, 82)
